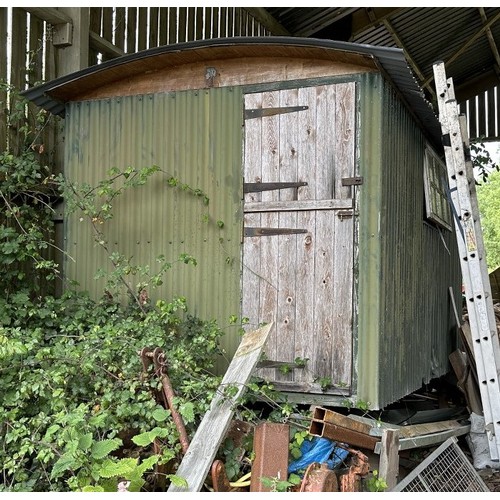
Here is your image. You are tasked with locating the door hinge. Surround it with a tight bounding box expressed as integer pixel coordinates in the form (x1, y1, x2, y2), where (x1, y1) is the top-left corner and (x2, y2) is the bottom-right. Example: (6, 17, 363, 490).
(244, 227, 308, 237)
(244, 181, 307, 193)
(245, 106, 308, 120)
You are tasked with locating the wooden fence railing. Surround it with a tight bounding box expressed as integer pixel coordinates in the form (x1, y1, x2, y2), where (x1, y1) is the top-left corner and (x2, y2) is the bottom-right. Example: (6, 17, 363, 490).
(0, 6, 270, 155)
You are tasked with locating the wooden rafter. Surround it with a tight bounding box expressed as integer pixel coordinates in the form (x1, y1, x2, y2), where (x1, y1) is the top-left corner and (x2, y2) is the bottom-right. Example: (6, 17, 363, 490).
(243, 7, 291, 36)
(479, 7, 500, 78)
(23, 7, 72, 26)
(350, 7, 402, 38)
(423, 10, 500, 89)
(294, 8, 357, 37)
(382, 18, 436, 100)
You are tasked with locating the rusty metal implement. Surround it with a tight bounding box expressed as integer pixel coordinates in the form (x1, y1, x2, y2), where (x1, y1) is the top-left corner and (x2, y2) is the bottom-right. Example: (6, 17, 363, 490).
(139, 347, 190, 455)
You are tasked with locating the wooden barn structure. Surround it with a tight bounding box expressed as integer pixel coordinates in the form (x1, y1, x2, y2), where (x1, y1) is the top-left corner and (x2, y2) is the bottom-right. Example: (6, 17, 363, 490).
(23, 37, 462, 409)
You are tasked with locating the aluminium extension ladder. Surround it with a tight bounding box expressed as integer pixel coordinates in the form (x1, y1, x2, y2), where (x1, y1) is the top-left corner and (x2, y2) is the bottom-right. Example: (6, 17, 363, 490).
(433, 61, 500, 460)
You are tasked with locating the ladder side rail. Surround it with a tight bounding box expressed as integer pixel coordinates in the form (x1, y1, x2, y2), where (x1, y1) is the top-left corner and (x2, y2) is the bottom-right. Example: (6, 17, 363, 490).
(458, 114, 500, 351)
(433, 61, 500, 459)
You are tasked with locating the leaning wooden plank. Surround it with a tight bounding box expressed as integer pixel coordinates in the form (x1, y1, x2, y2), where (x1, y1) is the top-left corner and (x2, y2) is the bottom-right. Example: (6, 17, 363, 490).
(167, 323, 273, 492)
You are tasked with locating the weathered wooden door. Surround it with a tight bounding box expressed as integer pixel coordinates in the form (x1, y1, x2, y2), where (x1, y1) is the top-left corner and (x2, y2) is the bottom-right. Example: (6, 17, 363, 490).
(242, 83, 356, 395)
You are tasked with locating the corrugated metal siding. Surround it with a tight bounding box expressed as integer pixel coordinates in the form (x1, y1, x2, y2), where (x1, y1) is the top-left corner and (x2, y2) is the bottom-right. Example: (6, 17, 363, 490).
(357, 73, 461, 408)
(64, 89, 243, 366)
(356, 72, 384, 406)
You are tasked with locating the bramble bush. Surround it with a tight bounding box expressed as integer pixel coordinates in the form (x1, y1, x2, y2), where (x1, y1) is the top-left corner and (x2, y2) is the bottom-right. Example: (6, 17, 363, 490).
(0, 289, 224, 491)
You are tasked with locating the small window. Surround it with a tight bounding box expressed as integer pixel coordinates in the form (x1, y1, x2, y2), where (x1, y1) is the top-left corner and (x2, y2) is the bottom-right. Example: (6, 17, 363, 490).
(423, 146, 452, 231)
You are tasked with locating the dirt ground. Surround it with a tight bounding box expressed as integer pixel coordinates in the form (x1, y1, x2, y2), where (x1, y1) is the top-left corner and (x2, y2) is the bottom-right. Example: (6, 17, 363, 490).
(478, 469, 500, 492)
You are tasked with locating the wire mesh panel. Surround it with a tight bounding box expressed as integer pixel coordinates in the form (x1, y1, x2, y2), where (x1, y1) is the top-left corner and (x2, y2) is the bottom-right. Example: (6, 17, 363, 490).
(392, 437, 489, 492)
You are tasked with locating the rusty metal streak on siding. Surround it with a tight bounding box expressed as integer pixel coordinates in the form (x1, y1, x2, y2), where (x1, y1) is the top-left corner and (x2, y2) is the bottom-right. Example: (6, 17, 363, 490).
(64, 89, 243, 370)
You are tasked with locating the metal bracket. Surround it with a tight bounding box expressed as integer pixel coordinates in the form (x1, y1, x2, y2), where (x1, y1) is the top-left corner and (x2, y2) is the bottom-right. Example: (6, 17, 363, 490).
(337, 210, 354, 221)
(342, 177, 363, 186)
(244, 227, 308, 237)
(244, 181, 307, 193)
(245, 106, 308, 120)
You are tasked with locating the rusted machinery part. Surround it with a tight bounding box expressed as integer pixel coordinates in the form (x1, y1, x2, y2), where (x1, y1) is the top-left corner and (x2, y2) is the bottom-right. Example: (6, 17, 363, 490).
(300, 462, 339, 492)
(211, 460, 251, 492)
(211, 460, 233, 492)
(139, 347, 190, 455)
(339, 448, 370, 492)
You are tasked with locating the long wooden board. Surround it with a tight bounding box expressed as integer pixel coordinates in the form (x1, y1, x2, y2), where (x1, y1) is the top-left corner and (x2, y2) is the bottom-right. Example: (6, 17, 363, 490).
(167, 323, 273, 492)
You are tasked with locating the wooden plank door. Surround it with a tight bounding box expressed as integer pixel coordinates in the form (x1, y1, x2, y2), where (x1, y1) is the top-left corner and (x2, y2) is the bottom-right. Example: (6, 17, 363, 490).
(242, 83, 356, 395)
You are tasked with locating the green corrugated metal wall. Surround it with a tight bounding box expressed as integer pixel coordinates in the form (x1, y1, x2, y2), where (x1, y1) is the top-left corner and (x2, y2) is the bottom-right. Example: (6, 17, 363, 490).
(356, 73, 461, 408)
(64, 88, 243, 367)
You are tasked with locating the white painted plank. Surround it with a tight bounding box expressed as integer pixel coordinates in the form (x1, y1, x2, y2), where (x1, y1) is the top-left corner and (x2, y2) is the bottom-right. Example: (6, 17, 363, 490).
(167, 323, 273, 492)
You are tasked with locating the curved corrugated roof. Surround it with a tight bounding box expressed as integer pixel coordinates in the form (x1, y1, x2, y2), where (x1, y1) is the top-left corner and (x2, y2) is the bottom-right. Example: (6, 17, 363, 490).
(22, 36, 442, 146)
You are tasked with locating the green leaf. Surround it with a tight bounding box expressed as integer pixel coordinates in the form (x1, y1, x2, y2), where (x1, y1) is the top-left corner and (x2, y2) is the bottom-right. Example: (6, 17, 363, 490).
(78, 433, 93, 451)
(90, 438, 122, 460)
(179, 402, 195, 423)
(131, 427, 168, 447)
(152, 407, 170, 422)
(50, 453, 76, 479)
(167, 474, 188, 488)
(136, 454, 160, 475)
(98, 457, 138, 478)
(82, 485, 105, 492)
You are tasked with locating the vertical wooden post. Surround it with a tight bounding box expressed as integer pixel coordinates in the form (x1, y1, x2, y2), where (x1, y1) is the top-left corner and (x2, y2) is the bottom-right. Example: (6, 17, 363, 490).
(56, 7, 89, 77)
(378, 429, 399, 490)
(0, 7, 8, 151)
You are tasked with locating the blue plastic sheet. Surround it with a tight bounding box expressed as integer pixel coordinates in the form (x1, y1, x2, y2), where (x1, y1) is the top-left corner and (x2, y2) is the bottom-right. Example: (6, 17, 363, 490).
(288, 436, 350, 475)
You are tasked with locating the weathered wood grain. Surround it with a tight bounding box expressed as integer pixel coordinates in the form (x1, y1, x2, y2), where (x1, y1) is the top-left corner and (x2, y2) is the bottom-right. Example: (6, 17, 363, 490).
(378, 429, 400, 490)
(242, 83, 356, 394)
(167, 323, 273, 492)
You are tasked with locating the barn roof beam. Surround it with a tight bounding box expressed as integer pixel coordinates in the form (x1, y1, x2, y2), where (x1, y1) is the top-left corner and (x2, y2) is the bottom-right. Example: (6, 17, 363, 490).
(478, 7, 500, 79)
(23, 7, 73, 46)
(292, 8, 357, 37)
(89, 31, 125, 59)
(243, 8, 291, 36)
(423, 10, 500, 91)
(350, 7, 402, 38)
(382, 18, 436, 100)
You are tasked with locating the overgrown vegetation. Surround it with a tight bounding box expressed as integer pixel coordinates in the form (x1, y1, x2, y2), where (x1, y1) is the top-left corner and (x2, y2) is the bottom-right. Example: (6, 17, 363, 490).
(471, 140, 500, 272)
(0, 85, 308, 492)
(0, 112, 225, 490)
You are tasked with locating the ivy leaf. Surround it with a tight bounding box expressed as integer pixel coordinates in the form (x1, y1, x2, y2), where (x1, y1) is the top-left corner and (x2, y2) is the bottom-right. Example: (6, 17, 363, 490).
(90, 438, 122, 460)
(50, 453, 76, 479)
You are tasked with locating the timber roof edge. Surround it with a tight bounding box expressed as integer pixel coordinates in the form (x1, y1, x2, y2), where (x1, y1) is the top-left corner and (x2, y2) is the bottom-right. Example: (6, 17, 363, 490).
(21, 36, 442, 147)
